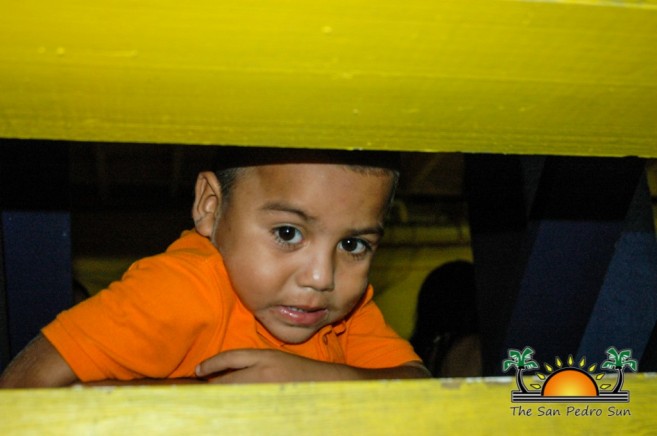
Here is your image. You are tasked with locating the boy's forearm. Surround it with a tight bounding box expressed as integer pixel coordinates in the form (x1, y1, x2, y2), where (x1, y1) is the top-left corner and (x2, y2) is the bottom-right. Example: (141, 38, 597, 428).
(0, 333, 78, 388)
(197, 348, 431, 383)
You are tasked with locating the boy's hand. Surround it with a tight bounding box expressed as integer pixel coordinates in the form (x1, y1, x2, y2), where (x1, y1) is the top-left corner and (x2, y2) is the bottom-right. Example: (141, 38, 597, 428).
(195, 349, 339, 383)
(195, 349, 430, 383)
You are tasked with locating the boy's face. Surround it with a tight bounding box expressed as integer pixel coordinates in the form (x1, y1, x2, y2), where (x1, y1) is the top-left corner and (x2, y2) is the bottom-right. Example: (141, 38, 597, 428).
(209, 163, 393, 344)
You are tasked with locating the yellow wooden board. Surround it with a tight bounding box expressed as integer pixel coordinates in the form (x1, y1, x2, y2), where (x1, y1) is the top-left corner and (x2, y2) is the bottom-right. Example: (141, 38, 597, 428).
(1, 1, 656, 156)
(1, 375, 656, 434)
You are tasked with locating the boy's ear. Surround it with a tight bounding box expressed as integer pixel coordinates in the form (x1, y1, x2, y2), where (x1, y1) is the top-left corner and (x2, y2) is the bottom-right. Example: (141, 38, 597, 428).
(192, 171, 222, 237)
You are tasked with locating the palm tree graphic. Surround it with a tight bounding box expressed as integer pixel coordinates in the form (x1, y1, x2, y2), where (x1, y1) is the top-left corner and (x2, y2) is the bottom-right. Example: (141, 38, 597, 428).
(600, 346, 637, 393)
(503, 346, 539, 393)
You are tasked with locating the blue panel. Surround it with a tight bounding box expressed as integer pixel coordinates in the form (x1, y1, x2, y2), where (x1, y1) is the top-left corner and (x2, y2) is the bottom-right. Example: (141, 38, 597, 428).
(504, 219, 623, 360)
(467, 155, 653, 375)
(2, 211, 72, 357)
(577, 176, 657, 362)
(0, 219, 8, 369)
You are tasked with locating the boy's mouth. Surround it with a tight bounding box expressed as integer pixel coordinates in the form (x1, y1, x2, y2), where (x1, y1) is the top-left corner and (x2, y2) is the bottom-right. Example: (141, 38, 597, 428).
(287, 306, 319, 313)
(275, 305, 328, 327)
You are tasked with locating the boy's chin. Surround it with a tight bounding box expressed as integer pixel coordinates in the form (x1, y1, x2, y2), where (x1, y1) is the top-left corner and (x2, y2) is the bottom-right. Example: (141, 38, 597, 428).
(268, 325, 318, 345)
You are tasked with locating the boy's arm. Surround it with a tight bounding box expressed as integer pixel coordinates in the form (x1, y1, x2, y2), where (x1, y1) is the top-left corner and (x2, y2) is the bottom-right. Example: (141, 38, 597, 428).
(0, 333, 78, 388)
(195, 349, 430, 384)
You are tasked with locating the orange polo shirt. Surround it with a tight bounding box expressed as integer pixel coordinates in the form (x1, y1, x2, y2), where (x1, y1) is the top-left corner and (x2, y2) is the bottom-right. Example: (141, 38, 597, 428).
(43, 231, 420, 381)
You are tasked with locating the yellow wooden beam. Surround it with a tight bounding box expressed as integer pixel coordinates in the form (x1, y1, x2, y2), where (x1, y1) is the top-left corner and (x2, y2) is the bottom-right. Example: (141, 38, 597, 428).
(1, 1, 656, 156)
(1, 375, 655, 434)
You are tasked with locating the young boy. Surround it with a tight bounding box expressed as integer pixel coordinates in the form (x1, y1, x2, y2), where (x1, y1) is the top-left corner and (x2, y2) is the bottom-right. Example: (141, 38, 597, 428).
(0, 148, 429, 387)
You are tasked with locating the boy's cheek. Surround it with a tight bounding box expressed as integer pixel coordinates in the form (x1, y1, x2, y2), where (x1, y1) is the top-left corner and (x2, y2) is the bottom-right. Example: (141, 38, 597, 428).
(341, 285, 370, 311)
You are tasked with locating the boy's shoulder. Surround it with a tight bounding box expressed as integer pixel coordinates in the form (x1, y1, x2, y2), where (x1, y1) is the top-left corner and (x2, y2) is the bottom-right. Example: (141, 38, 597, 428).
(112, 229, 230, 312)
(126, 229, 225, 284)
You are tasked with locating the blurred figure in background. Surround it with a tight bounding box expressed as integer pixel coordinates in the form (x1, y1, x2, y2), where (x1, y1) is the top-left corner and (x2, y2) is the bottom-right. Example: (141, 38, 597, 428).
(410, 260, 482, 377)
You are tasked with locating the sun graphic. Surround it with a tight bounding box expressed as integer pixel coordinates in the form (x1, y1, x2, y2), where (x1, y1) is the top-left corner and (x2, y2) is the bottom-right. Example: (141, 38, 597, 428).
(542, 368, 598, 396)
(530, 355, 611, 396)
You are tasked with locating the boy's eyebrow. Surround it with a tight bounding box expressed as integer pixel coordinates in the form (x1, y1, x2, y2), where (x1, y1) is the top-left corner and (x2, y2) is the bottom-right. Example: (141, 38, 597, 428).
(260, 201, 385, 237)
(261, 202, 315, 222)
(351, 224, 385, 238)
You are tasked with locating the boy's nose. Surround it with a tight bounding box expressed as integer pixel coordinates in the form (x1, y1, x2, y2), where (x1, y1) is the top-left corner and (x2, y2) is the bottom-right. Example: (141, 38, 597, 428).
(297, 251, 336, 292)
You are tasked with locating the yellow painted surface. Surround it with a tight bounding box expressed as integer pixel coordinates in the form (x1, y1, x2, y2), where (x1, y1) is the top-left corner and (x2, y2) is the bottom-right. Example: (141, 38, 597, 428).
(1, 1, 656, 156)
(1, 374, 655, 434)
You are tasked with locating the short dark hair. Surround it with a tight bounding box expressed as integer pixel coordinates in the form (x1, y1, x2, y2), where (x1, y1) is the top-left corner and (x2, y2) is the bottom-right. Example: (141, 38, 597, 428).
(213, 146, 400, 211)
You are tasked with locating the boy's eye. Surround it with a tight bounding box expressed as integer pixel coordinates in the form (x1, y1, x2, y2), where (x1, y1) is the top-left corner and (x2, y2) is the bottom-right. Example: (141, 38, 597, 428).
(339, 238, 370, 255)
(275, 226, 303, 244)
